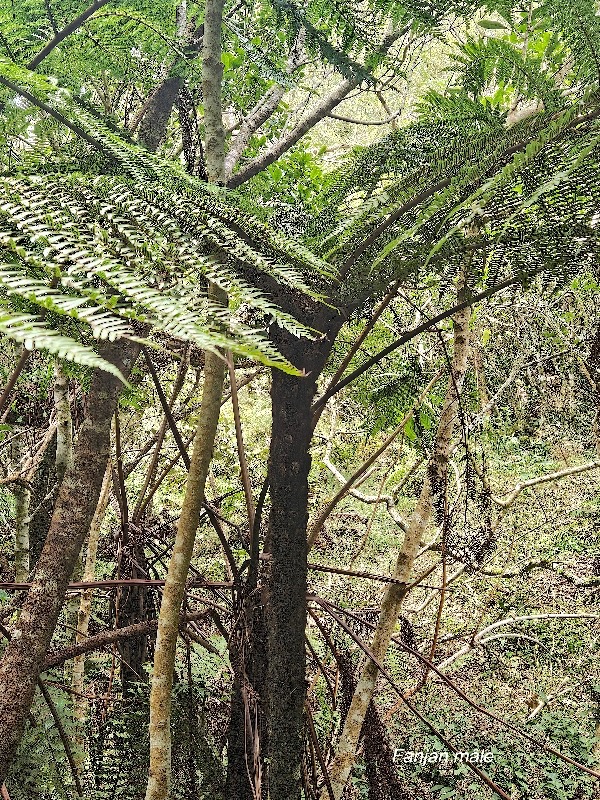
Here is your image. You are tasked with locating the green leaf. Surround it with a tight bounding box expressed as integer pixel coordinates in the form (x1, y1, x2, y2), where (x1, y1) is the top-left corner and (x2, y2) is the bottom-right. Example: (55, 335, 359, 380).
(478, 18, 510, 30)
(404, 416, 417, 441)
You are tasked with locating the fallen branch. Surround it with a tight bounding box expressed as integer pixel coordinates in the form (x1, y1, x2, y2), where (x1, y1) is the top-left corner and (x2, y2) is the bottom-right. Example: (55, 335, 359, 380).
(0, 578, 232, 591)
(526, 680, 572, 720)
(43, 610, 215, 670)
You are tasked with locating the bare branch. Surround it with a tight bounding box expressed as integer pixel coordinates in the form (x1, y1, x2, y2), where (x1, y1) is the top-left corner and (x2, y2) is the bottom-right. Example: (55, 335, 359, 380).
(322, 457, 407, 529)
(43, 611, 215, 670)
(27, 0, 110, 70)
(494, 461, 600, 508)
(228, 28, 405, 188)
(327, 108, 401, 125)
(437, 613, 600, 671)
(0, 349, 30, 418)
(308, 371, 441, 549)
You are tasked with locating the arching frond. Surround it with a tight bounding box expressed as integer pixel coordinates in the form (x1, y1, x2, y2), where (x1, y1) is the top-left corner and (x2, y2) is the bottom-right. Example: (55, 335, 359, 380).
(0, 310, 127, 378)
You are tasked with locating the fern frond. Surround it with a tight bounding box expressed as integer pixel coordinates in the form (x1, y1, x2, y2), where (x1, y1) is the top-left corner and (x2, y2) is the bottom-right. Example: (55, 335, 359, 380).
(0, 258, 133, 341)
(0, 172, 305, 373)
(0, 310, 126, 379)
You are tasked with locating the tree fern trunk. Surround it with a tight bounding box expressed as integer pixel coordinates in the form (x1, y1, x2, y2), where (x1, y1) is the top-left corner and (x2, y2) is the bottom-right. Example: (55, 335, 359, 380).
(264, 321, 341, 800)
(265, 362, 314, 800)
(0, 340, 139, 783)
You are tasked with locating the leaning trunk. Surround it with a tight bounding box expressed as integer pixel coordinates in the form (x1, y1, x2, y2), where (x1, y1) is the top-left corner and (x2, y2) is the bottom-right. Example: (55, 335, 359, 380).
(0, 340, 138, 782)
(323, 282, 471, 800)
(145, 303, 227, 800)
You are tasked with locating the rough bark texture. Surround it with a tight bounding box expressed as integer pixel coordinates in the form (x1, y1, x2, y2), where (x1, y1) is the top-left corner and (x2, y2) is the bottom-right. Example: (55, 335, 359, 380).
(132, 6, 203, 155)
(0, 340, 138, 783)
(145, 304, 227, 800)
(323, 287, 471, 800)
(266, 363, 313, 800)
(264, 320, 340, 800)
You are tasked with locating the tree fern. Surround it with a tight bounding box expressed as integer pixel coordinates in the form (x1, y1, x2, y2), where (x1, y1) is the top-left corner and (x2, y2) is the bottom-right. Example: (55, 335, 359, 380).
(451, 36, 563, 110)
(0, 58, 340, 283)
(0, 60, 345, 376)
(0, 260, 133, 339)
(308, 86, 600, 308)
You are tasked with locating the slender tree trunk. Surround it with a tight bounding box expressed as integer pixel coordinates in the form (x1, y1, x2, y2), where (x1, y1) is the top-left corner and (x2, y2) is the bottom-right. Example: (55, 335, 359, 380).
(145, 3, 227, 796)
(145, 332, 226, 800)
(10, 434, 30, 583)
(54, 361, 81, 682)
(0, 340, 139, 783)
(203, 0, 226, 185)
(72, 466, 111, 740)
(322, 283, 471, 800)
(13, 485, 30, 583)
